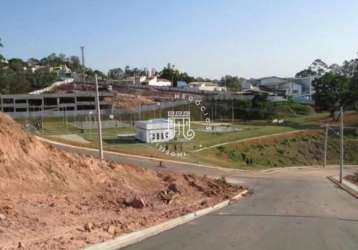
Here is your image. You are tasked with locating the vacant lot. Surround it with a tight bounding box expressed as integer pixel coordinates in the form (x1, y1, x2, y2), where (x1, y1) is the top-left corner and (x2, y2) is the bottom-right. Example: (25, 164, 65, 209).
(1, 113, 241, 249)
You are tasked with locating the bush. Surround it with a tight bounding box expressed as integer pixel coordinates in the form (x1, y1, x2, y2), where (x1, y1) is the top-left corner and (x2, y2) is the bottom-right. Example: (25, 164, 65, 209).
(272, 100, 315, 116)
(229, 150, 239, 161)
(217, 145, 225, 153)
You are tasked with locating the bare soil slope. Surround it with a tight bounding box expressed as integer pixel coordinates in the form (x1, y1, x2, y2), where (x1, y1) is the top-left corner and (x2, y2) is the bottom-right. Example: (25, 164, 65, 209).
(112, 93, 156, 109)
(0, 113, 240, 250)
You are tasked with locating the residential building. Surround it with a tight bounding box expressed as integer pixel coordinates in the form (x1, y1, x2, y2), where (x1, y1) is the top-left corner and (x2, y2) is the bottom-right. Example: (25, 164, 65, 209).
(177, 81, 188, 88)
(242, 76, 315, 101)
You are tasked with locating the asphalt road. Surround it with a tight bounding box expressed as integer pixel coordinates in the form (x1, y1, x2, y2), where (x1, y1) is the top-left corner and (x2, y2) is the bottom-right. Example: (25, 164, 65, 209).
(48, 140, 358, 250)
(124, 173, 358, 250)
(46, 140, 242, 177)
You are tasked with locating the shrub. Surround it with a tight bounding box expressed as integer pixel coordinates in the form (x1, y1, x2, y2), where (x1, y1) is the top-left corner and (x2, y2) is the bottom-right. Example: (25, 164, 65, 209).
(217, 145, 225, 153)
(277, 149, 285, 155)
(281, 139, 290, 145)
(229, 150, 239, 161)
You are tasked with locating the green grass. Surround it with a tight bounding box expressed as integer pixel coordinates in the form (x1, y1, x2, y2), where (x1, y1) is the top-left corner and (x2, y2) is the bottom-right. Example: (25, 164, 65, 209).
(191, 131, 358, 169)
(22, 112, 357, 170)
(187, 125, 295, 151)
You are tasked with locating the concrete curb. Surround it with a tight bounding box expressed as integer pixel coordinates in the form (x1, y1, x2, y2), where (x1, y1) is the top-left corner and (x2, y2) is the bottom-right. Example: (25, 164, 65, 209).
(327, 176, 358, 199)
(85, 189, 248, 250)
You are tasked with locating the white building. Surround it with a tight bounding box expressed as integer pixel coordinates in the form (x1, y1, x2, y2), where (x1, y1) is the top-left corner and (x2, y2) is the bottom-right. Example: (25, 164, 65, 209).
(135, 119, 175, 143)
(143, 76, 172, 87)
(148, 76, 172, 87)
(188, 82, 227, 92)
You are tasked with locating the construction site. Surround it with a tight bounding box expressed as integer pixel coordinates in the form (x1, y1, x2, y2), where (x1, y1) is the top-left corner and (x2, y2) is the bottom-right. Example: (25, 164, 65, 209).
(0, 111, 242, 249)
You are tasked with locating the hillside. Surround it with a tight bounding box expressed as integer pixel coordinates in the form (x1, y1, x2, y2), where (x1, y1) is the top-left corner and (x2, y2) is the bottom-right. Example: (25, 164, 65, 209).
(0, 113, 240, 249)
(195, 130, 358, 169)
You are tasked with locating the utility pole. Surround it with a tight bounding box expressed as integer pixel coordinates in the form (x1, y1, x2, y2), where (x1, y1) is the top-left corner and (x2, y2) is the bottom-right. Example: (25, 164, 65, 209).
(158, 103, 161, 118)
(95, 74, 104, 161)
(81, 46, 85, 82)
(214, 99, 217, 122)
(339, 106, 344, 183)
(139, 103, 142, 120)
(323, 124, 328, 167)
(231, 98, 234, 124)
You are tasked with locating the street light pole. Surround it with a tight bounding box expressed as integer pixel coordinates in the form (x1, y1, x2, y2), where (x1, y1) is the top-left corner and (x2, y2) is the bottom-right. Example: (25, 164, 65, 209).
(323, 123, 328, 168)
(81, 46, 85, 83)
(95, 74, 104, 161)
(339, 106, 344, 183)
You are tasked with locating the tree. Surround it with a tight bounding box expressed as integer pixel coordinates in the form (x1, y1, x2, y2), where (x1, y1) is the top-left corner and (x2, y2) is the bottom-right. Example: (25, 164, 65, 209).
(93, 70, 106, 79)
(68, 56, 82, 72)
(8, 58, 26, 71)
(313, 73, 351, 115)
(350, 70, 358, 110)
(220, 75, 242, 91)
(250, 94, 271, 119)
(0, 68, 31, 94)
(85, 68, 94, 77)
(108, 67, 124, 79)
(0, 38, 4, 64)
(159, 64, 195, 86)
(27, 57, 40, 66)
(40, 57, 49, 66)
(27, 68, 57, 89)
(295, 69, 317, 78)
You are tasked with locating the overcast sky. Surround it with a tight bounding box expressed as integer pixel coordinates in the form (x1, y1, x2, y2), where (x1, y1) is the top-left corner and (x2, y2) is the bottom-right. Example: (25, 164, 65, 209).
(1, 0, 358, 79)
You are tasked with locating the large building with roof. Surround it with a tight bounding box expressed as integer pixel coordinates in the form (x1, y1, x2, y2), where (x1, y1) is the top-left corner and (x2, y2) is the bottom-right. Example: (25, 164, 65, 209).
(241, 76, 316, 103)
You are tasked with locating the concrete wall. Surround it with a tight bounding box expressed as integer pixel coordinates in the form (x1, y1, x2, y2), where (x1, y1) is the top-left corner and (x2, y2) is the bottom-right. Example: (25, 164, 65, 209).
(29, 78, 74, 94)
(0, 92, 113, 118)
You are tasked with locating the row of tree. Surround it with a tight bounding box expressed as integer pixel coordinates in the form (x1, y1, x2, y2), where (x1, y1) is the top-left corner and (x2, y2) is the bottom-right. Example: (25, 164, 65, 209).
(108, 63, 243, 90)
(0, 38, 112, 94)
(1, 37, 245, 94)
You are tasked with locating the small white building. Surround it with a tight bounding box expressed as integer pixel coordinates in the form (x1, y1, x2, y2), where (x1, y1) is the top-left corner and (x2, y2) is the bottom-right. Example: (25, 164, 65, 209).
(145, 76, 172, 87)
(188, 82, 227, 92)
(135, 119, 175, 143)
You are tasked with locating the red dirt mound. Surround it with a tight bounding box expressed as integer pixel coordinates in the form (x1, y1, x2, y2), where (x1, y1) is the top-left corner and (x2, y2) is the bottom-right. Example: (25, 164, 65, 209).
(112, 93, 156, 109)
(0, 112, 241, 250)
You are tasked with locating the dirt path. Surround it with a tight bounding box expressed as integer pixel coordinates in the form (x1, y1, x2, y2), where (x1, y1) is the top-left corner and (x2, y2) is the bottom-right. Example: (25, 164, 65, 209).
(192, 130, 305, 153)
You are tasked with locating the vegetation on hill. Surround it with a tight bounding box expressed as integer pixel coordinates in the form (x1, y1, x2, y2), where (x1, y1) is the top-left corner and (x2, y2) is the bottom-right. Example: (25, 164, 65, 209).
(219, 75, 243, 91)
(313, 72, 358, 115)
(0, 37, 108, 94)
(203, 96, 315, 121)
(198, 130, 358, 169)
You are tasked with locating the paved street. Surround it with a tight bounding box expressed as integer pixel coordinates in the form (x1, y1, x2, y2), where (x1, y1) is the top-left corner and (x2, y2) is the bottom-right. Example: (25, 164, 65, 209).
(49, 141, 358, 250)
(124, 173, 358, 250)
